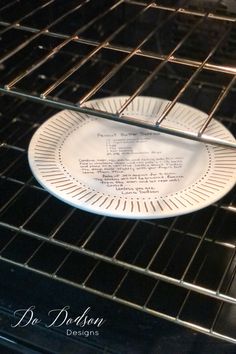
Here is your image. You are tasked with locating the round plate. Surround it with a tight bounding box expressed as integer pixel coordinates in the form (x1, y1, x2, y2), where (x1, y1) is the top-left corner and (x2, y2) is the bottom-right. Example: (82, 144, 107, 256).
(28, 96, 236, 219)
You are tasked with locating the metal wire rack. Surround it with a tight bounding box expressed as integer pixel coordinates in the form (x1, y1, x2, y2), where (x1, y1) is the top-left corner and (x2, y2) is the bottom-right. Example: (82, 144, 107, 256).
(0, 0, 236, 346)
(0, 0, 235, 148)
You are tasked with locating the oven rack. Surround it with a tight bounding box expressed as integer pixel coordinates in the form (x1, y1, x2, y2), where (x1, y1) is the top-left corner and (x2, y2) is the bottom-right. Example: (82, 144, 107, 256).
(1, 179, 236, 344)
(1, 91, 236, 344)
(0, 0, 236, 149)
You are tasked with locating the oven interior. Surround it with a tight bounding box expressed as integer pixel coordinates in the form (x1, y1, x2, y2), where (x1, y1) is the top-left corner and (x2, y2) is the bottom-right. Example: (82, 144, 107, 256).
(0, 0, 236, 352)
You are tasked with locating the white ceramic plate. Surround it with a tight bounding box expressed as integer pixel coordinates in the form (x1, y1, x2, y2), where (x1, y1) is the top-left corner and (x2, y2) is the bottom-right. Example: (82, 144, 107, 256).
(28, 96, 236, 219)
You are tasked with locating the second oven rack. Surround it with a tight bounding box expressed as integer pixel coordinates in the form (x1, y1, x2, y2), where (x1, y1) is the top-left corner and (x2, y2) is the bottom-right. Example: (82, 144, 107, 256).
(0, 0, 236, 149)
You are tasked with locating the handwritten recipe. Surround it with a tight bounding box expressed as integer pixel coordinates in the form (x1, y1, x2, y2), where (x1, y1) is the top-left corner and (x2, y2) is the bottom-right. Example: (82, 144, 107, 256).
(61, 121, 203, 199)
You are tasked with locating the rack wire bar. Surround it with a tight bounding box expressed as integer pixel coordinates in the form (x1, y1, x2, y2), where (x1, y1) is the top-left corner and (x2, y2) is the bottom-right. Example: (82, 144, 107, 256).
(0, 87, 236, 149)
(4, 0, 124, 90)
(211, 256, 236, 335)
(0, 0, 91, 64)
(0, 0, 19, 13)
(78, 6, 180, 105)
(0, 0, 55, 36)
(0, 1, 235, 149)
(0, 217, 236, 306)
(216, 247, 236, 298)
(0, 19, 236, 77)
(154, 28, 232, 125)
(124, 0, 236, 22)
(175, 254, 209, 319)
(116, 13, 210, 114)
(40, 1, 153, 98)
(179, 206, 221, 282)
(0, 19, 235, 77)
(198, 76, 236, 135)
(0, 255, 235, 344)
(123, 22, 233, 123)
